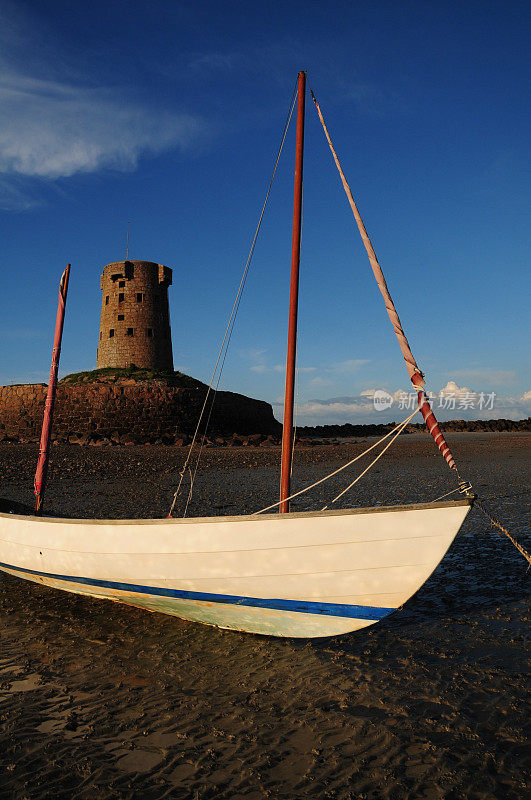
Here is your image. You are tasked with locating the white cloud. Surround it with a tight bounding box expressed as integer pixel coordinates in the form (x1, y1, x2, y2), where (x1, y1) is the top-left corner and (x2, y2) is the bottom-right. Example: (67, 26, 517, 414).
(0, 3, 208, 208)
(286, 381, 531, 426)
(438, 380, 473, 397)
(0, 74, 204, 181)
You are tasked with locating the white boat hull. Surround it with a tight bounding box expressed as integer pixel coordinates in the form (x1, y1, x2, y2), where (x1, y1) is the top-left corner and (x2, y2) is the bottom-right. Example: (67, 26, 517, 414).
(0, 500, 471, 637)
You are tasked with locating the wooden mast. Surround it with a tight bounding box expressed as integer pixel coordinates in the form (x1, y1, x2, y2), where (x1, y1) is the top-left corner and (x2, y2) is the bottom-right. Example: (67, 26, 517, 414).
(34, 264, 71, 515)
(280, 70, 306, 513)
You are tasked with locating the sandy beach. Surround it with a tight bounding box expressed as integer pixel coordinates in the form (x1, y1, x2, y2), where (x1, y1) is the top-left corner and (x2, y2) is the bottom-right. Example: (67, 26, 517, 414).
(0, 432, 529, 799)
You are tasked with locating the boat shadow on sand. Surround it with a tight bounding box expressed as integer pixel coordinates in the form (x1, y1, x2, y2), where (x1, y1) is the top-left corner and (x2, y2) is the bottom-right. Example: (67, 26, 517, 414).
(315, 516, 529, 657)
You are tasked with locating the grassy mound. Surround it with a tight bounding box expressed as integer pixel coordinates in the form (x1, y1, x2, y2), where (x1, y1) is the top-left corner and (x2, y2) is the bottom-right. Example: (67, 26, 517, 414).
(59, 366, 204, 388)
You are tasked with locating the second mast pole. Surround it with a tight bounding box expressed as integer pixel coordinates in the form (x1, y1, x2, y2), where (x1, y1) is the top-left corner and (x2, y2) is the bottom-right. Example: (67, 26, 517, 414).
(34, 264, 71, 515)
(280, 70, 306, 513)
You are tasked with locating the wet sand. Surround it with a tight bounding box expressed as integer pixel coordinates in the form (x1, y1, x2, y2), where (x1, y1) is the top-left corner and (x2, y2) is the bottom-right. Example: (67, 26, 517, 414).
(0, 433, 529, 799)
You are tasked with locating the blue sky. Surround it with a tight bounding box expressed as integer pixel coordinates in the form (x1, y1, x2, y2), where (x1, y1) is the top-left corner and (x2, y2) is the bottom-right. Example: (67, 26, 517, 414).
(0, 0, 529, 423)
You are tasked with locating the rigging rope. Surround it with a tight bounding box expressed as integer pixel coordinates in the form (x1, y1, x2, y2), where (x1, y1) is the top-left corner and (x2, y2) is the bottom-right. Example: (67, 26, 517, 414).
(253, 407, 419, 515)
(433, 486, 462, 502)
(168, 82, 298, 518)
(309, 84, 459, 476)
(322, 412, 417, 509)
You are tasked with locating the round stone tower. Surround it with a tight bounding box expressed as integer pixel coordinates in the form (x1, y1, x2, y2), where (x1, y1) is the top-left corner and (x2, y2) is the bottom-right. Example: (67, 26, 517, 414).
(96, 260, 173, 371)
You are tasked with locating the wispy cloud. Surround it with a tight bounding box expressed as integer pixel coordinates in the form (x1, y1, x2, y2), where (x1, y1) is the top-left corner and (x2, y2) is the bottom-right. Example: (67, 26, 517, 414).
(189, 52, 239, 74)
(188, 39, 404, 116)
(0, 3, 208, 209)
(239, 347, 267, 361)
(330, 359, 369, 373)
(251, 363, 317, 374)
(307, 375, 333, 388)
(0, 74, 205, 182)
(0, 174, 44, 211)
(188, 40, 307, 84)
(243, 347, 317, 376)
(0, 327, 45, 340)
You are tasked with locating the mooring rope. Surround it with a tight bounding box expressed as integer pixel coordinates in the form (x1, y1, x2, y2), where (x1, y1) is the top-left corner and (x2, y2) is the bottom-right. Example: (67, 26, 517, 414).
(475, 500, 531, 568)
(433, 487, 531, 567)
(167, 81, 298, 518)
(253, 407, 419, 515)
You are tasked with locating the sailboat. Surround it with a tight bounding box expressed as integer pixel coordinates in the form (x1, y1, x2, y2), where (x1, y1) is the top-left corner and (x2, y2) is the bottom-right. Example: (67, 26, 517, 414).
(0, 73, 474, 638)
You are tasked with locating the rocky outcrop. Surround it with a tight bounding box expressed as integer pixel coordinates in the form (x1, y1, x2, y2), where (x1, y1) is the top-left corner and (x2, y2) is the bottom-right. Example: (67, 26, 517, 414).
(298, 417, 530, 438)
(0, 379, 281, 445)
(409, 417, 530, 433)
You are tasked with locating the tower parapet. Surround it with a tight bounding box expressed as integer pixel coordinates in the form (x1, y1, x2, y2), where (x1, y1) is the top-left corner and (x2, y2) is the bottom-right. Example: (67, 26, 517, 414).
(96, 260, 173, 371)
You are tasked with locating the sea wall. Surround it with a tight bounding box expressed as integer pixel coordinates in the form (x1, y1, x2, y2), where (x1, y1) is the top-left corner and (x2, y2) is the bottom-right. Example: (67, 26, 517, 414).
(0, 382, 281, 445)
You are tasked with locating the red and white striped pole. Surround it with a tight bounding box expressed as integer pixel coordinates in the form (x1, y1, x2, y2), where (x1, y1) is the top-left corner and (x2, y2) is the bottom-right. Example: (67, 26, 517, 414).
(34, 264, 71, 515)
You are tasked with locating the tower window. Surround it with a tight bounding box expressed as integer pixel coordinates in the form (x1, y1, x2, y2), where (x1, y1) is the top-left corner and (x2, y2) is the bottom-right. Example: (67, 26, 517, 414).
(99, 331, 102, 340)
(118, 293, 124, 302)
(126, 328, 134, 336)
(146, 328, 153, 338)
(136, 293, 143, 302)
(119, 281, 125, 288)
(118, 314, 124, 321)
(105, 296, 109, 305)
(109, 329, 115, 338)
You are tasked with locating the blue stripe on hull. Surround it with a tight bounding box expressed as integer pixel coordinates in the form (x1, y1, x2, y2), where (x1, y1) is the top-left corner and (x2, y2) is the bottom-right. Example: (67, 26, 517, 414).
(0, 560, 394, 621)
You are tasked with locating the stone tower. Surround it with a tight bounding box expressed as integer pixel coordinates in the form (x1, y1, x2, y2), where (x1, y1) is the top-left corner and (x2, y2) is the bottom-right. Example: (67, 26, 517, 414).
(97, 260, 173, 371)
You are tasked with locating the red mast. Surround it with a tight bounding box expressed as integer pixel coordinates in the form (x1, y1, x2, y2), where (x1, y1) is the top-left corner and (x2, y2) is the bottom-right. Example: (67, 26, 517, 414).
(34, 264, 71, 515)
(280, 71, 306, 513)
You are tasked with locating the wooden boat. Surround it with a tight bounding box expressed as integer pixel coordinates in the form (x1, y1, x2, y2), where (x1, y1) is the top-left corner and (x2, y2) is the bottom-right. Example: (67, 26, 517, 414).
(0, 501, 471, 638)
(0, 72, 474, 638)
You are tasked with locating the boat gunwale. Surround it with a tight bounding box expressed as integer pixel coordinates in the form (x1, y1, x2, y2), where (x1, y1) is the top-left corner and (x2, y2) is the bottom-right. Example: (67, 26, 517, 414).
(0, 498, 473, 526)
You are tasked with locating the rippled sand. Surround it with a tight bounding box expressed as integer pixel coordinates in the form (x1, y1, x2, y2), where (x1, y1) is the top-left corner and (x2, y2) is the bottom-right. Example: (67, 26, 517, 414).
(0, 433, 529, 799)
